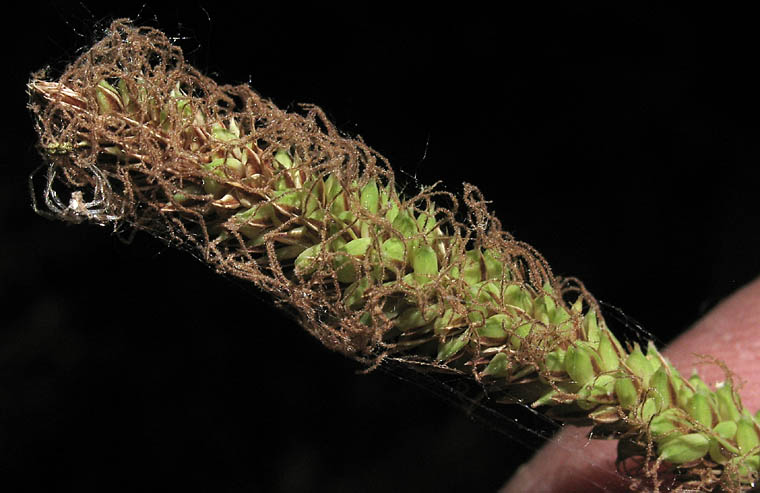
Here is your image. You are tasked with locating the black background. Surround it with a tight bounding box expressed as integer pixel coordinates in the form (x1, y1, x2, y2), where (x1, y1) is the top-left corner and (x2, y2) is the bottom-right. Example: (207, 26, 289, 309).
(4, 3, 760, 492)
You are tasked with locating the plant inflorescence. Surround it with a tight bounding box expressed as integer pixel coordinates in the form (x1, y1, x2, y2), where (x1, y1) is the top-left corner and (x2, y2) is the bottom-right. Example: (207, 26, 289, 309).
(28, 20, 760, 492)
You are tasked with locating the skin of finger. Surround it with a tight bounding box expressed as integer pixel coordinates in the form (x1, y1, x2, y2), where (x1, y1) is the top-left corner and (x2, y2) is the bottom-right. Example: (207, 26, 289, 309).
(501, 275, 760, 493)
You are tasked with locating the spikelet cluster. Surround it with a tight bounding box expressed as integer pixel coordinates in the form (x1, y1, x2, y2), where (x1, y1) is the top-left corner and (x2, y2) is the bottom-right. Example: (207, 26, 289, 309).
(28, 20, 760, 492)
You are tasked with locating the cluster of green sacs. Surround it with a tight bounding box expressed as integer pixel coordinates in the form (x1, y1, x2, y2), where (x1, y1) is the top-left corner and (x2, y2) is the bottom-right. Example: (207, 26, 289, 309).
(586, 337, 760, 473)
(91, 78, 760, 475)
(230, 148, 760, 476)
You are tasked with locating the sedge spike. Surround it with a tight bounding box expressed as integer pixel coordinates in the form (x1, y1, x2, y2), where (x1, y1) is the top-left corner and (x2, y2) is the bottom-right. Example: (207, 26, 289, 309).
(27, 20, 759, 492)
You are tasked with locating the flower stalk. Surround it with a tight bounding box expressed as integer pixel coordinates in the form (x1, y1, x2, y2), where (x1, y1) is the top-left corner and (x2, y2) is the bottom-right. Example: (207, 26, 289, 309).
(28, 20, 759, 492)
